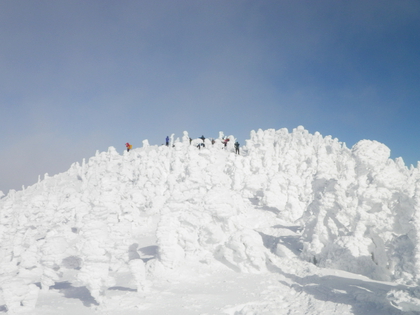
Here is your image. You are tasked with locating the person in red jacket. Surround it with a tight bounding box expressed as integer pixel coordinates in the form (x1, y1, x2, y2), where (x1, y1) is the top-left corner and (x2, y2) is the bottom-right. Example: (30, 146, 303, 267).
(223, 137, 229, 148)
(125, 142, 132, 152)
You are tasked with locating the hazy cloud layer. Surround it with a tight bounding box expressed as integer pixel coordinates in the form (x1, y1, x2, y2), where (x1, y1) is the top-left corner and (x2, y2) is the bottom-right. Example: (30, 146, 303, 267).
(1, 0, 420, 192)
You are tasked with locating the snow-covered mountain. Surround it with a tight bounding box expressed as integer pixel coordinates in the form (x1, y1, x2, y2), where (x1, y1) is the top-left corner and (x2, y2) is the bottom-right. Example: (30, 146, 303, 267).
(1, 126, 420, 314)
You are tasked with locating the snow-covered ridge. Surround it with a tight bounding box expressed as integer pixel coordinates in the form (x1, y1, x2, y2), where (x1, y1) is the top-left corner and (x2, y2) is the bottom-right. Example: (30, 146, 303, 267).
(1, 126, 420, 313)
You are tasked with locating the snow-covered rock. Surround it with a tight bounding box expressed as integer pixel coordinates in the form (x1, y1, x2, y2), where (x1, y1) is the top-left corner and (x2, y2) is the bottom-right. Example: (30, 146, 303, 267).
(1, 127, 419, 313)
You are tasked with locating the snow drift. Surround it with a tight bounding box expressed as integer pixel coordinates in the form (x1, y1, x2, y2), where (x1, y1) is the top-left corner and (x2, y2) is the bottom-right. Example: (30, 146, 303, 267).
(1, 126, 420, 313)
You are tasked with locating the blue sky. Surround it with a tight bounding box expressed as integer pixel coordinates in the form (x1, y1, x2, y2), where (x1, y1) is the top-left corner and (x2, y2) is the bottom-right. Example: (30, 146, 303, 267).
(1, 0, 420, 193)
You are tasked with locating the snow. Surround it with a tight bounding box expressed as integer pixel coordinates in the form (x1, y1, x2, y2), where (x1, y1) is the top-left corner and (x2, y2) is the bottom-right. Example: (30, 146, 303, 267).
(1, 126, 420, 314)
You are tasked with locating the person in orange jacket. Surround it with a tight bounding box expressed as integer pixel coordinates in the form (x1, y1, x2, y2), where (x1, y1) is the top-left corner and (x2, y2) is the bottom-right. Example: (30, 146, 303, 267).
(125, 142, 132, 152)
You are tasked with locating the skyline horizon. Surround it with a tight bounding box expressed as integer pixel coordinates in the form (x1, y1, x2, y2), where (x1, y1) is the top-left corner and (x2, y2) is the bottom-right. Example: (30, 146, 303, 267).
(2, 0, 420, 193)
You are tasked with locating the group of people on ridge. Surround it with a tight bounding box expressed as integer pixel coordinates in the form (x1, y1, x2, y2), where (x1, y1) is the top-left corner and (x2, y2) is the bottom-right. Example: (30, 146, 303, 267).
(125, 135, 240, 154)
(195, 135, 240, 154)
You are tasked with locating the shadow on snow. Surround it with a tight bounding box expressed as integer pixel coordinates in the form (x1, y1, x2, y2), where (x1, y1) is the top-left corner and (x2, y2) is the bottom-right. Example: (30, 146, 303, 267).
(51, 281, 99, 307)
(268, 262, 412, 315)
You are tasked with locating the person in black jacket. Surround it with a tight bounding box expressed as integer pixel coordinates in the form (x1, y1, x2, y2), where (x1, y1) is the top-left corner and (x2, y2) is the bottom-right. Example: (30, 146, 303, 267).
(234, 141, 240, 154)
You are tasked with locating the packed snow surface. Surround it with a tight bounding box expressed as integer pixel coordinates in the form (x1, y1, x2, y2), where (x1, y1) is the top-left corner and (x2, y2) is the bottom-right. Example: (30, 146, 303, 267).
(1, 126, 420, 314)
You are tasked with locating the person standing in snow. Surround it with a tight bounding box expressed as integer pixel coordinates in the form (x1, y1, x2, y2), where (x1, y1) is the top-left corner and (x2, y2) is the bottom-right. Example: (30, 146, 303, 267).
(223, 137, 230, 148)
(234, 141, 240, 154)
(166, 136, 169, 146)
(200, 135, 205, 142)
(126, 142, 132, 152)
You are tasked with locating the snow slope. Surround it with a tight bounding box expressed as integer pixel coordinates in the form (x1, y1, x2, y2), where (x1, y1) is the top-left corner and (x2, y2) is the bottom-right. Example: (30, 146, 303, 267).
(1, 126, 420, 314)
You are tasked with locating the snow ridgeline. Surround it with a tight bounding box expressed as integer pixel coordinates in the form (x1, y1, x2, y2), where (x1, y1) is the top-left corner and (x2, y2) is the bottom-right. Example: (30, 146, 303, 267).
(1, 126, 420, 312)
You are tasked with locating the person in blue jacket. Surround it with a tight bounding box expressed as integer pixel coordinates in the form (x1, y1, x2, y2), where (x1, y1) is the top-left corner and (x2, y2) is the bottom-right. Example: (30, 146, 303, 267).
(234, 141, 240, 154)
